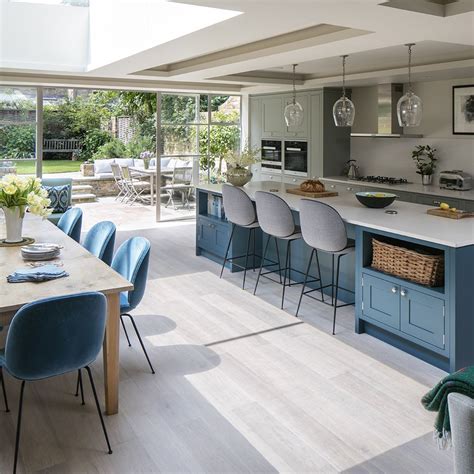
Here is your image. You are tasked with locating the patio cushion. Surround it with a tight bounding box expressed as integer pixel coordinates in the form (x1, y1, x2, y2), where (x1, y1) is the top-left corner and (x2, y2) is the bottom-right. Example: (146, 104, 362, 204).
(115, 158, 135, 167)
(44, 185, 70, 214)
(94, 159, 115, 175)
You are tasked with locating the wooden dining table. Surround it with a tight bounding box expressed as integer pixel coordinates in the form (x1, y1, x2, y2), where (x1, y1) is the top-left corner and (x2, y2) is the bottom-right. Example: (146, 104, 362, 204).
(0, 214, 133, 415)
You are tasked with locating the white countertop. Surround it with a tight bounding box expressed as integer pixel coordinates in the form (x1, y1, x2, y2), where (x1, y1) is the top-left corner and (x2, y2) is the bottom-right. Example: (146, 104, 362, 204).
(321, 176, 474, 201)
(197, 181, 474, 248)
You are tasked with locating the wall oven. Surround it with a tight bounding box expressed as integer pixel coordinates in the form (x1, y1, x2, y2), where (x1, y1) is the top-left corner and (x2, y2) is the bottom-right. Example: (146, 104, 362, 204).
(261, 140, 282, 174)
(284, 140, 308, 176)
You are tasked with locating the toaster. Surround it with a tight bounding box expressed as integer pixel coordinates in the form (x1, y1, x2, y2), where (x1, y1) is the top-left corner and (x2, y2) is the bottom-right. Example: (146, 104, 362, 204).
(439, 170, 472, 191)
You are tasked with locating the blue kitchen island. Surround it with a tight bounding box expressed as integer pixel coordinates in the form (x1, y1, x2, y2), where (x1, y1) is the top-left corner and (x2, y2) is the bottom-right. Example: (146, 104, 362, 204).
(196, 181, 474, 372)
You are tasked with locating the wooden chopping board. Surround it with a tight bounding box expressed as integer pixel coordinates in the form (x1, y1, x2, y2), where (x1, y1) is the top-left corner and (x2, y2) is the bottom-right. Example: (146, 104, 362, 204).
(287, 187, 338, 198)
(427, 208, 474, 219)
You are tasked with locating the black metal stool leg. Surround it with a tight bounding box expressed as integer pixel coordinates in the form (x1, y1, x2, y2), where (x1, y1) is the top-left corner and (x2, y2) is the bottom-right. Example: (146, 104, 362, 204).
(281, 240, 291, 309)
(120, 315, 132, 347)
(331, 254, 335, 306)
(252, 227, 256, 271)
(220, 223, 236, 278)
(274, 237, 282, 284)
(296, 248, 314, 317)
(84, 366, 113, 455)
(124, 314, 155, 374)
(242, 227, 252, 290)
(0, 367, 9, 412)
(13, 380, 26, 474)
(254, 235, 270, 295)
(332, 255, 342, 335)
(315, 250, 325, 303)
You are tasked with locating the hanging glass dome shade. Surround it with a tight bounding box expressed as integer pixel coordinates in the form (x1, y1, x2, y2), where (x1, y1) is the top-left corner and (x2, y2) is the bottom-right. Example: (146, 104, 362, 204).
(397, 43, 422, 127)
(284, 64, 304, 127)
(333, 55, 355, 127)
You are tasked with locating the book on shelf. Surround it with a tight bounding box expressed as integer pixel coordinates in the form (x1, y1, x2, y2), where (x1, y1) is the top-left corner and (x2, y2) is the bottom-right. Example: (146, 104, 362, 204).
(207, 194, 225, 219)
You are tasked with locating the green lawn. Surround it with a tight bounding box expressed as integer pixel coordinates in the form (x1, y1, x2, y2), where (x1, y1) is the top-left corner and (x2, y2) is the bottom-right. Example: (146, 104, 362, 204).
(14, 160, 83, 175)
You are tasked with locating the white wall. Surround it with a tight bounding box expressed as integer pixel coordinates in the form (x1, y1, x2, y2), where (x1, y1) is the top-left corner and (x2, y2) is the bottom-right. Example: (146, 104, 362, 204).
(351, 78, 474, 182)
(0, 0, 89, 71)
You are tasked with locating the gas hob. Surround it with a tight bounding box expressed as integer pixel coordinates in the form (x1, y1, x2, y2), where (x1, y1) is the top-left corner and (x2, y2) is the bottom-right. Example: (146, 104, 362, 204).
(351, 176, 410, 185)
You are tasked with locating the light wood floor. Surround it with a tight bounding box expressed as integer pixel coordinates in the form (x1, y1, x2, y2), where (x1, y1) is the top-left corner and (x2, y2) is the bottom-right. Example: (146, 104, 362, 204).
(0, 201, 454, 473)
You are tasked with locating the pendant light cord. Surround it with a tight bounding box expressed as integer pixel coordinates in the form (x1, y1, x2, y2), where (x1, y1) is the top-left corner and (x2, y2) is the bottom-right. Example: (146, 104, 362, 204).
(341, 55, 348, 99)
(405, 43, 415, 92)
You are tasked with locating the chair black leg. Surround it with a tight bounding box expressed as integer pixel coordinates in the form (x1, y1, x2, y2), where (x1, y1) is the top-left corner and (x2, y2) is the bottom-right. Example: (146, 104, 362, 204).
(315, 250, 325, 303)
(0, 367, 9, 412)
(332, 255, 342, 336)
(120, 315, 132, 347)
(124, 314, 155, 374)
(84, 366, 113, 455)
(220, 223, 236, 278)
(75, 369, 85, 405)
(274, 237, 282, 284)
(254, 235, 270, 296)
(242, 227, 252, 290)
(13, 380, 26, 474)
(296, 248, 314, 317)
(281, 240, 291, 309)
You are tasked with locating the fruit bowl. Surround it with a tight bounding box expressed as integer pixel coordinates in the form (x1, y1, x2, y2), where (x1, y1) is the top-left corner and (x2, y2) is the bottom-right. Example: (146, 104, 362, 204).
(355, 192, 397, 209)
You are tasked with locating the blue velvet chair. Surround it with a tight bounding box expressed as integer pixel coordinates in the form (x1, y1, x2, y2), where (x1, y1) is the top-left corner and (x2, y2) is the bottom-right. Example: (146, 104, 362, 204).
(112, 237, 154, 373)
(42, 177, 73, 225)
(0, 293, 112, 474)
(58, 207, 83, 243)
(83, 221, 116, 266)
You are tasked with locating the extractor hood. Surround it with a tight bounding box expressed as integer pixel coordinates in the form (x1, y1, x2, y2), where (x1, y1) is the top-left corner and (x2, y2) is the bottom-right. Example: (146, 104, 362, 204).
(350, 83, 423, 138)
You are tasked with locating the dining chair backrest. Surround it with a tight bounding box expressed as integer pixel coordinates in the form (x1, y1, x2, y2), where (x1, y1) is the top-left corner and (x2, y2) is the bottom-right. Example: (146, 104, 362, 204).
(222, 184, 256, 227)
(111, 237, 150, 311)
(4, 292, 107, 381)
(111, 163, 123, 180)
(255, 191, 295, 238)
(299, 199, 348, 253)
(121, 166, 132, 181)
(83, 221, 116, 266)
(58, 207, 83, 243)
(172, 166, 192, 185)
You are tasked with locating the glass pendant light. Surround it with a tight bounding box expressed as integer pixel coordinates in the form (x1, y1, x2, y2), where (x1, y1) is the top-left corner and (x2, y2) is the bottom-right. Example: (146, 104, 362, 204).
(284, 64, 304, 127)
(333, 55, 355, 127)
(397, 43, 422, 127)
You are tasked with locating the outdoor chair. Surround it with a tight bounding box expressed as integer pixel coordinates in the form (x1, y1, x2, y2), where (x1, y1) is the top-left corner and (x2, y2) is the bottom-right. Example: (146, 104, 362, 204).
(121, 166, 151, 205)
(110, 163, 129, 202)
(163, 166, 193, 209)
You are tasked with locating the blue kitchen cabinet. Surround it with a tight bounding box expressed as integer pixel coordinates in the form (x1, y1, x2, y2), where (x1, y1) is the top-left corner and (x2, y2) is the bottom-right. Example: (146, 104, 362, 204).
(400, 288, 446, 350)
(196, 215, 229, 257)
(362, 273, 400, 330)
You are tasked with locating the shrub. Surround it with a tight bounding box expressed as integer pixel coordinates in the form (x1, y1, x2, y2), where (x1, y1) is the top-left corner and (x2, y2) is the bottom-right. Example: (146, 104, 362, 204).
(126, 135, 155, 158)
(92, 138, 127, 159)
(81, 129, 113, 160)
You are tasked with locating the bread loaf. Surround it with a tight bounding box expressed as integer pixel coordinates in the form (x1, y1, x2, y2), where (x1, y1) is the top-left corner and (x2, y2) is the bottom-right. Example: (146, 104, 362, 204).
(300, 179, 325, 193)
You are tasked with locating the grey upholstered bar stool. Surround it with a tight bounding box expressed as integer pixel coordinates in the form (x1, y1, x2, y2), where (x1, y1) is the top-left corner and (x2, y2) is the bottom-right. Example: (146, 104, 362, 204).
(220, 184, 260, 289)
(253, 191, 307, 309)
(448, 392, 474, 473)
(297, 199, 355, 334)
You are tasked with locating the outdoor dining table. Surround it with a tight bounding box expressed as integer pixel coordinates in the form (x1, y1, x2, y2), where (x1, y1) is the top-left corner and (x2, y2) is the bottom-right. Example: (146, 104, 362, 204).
(130, 167, 174, 206)
(0, 214, 133, 415)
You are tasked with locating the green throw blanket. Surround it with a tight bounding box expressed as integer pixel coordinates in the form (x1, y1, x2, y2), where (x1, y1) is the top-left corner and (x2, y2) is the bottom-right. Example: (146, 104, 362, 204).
(422, 366, 474, 449)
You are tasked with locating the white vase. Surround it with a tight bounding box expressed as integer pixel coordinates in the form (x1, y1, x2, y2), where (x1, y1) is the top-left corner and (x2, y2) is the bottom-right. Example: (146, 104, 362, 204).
(2, 206, 24, 243)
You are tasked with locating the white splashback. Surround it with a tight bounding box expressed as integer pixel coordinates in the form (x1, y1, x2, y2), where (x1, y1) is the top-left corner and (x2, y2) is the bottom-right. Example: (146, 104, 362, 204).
(350, 78, 474, 181)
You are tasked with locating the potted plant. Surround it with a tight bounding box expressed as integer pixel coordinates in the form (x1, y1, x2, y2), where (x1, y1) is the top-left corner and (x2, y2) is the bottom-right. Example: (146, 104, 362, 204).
(224, 143, 261, 187)
(140, 151, 154, 170)
(412, 145, 438, 185)
(0, 175, 52, 243)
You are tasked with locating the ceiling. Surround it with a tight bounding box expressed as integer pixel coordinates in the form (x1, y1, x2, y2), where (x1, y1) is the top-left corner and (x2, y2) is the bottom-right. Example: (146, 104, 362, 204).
(1, 0, 473, 93)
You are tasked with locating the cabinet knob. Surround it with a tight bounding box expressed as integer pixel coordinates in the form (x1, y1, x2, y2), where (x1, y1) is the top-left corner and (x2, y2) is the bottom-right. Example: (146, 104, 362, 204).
(292, 178, 296, 182)
(347, 187, 353, 191)
(391, 287, 398, 294)
(330, 185, 336, 189)
(400, 289, 407, 297)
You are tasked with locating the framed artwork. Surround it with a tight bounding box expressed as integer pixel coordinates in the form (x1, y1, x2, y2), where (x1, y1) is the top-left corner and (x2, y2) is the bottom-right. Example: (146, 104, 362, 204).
(453, 85, 474, 135)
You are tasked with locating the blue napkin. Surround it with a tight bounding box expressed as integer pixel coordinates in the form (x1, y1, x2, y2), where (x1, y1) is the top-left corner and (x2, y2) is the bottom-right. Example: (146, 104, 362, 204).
(7, 265, 69, 283)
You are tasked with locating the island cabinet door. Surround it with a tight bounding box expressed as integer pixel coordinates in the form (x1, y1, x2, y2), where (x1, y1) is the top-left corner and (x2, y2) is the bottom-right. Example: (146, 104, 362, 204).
(400, 288, 446, 350)
(197, 217, 229, 257)
(362, 274, 400, 330)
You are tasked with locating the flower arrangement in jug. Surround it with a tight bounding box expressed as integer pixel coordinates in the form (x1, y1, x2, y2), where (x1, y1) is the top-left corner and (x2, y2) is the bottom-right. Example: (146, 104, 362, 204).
(140, 151, 154, 169)
(0, 175, 51, 218)
(224, 143, 261, 187)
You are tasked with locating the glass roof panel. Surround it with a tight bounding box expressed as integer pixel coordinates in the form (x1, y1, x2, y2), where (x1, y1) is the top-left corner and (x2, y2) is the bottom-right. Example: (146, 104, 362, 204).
(10, 0, 89, 6)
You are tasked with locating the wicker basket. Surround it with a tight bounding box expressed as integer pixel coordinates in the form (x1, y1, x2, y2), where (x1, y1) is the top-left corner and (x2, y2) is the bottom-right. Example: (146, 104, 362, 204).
(371, 238, 444, 287)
